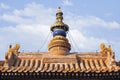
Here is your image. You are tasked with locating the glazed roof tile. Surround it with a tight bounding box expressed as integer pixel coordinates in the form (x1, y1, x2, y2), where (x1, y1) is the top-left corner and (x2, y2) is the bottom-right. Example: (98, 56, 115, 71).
(0, 52, 120, 73)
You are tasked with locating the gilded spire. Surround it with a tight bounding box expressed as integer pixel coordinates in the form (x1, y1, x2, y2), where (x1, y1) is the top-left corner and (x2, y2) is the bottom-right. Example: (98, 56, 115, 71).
(48, 7, 71, 55)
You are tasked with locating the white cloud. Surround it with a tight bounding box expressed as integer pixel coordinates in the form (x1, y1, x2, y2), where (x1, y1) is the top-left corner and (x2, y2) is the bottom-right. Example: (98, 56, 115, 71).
(62, 0, 73, 6)
(2, 14, 33, 24)
(68, 29, 107, 52)
(1, 2, 54, 25)
(0, 3, 10, 9)
(65, 15, 120, 29)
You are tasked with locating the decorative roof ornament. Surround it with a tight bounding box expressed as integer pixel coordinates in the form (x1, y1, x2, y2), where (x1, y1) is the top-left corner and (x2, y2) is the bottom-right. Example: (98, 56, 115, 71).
(56, 7, 63, 14)
(48, 7, 71, 55)
(50, 7, 69, 32)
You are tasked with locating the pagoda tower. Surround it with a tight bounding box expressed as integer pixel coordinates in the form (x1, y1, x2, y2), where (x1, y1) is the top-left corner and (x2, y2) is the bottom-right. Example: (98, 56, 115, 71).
(48, 7, 71, 55)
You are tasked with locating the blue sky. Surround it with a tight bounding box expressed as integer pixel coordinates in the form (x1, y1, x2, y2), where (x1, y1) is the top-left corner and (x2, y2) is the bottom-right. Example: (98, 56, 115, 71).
(0, 0, 120, 60)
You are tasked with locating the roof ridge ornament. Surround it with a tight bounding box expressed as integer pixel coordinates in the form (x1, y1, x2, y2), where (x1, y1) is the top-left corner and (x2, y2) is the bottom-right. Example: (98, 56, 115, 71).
(48, 7, 71, 55)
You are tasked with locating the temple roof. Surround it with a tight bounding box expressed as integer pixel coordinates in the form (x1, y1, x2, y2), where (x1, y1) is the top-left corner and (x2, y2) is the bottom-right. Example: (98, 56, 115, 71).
(0, 50, 120, 73)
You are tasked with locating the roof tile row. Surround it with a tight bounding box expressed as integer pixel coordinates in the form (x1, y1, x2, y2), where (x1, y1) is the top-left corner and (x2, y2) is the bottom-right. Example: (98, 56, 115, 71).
(0, 58, 119, 73)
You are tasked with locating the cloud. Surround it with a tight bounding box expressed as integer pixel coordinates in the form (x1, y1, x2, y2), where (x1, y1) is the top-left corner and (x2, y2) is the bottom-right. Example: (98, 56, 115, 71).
(0, 3, 10, 9)
(1, 2, 54, 25)
(65, 15, 120, 29)
(1, 14, 33, 24)
(62, 0, 73, 6)
(68, 29, 107, 52)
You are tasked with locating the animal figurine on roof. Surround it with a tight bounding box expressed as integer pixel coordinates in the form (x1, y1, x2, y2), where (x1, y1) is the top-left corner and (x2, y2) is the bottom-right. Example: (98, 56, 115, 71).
(5, 44, 20, 63)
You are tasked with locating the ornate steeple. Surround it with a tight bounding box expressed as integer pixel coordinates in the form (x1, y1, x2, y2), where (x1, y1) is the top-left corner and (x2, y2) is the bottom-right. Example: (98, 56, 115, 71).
(48, 7, 71, 55)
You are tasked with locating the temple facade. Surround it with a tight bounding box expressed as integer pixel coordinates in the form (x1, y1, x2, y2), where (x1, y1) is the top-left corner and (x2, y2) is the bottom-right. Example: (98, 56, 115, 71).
(0, 8, 120, 80)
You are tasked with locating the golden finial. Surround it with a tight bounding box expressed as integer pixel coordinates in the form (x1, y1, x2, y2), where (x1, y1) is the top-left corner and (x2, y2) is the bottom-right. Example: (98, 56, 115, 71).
(57, 7, 62, 14)
(56, 7, 63, 22)
(50, 7, 69, 31)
